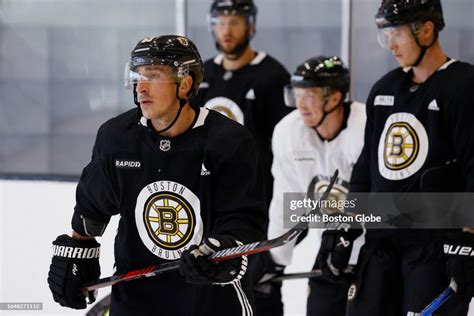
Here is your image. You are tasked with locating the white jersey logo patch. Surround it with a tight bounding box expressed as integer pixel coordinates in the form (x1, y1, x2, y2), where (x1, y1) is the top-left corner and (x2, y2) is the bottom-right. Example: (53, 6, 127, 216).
(428, 99, 440, 111)
(378, 112, 429, 180)
(135, 180, 203, 260)
(204, 97, 244, 125)
(374, 95, 394, 106)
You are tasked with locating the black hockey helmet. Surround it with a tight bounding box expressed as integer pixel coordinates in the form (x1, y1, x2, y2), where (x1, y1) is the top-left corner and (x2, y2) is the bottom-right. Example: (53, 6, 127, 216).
(285, 56, 350, 128)
(125, 35, 203, 102)
(210, 0, 258, 25)
(290, 56, 350, 96)
(209, 0, 258, 58)
(126, 35, 203, 134)
(375, 0, 445, 32)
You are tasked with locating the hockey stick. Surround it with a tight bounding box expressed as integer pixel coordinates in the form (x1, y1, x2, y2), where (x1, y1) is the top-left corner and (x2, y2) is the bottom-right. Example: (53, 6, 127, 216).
(85, 294, 111, 316)
(84, 266, 352, 316)
(264, 265, 354, 283)
(84, 261, 348, 316)
(81, 169, 339, 292)
(406, 280, 457, 316)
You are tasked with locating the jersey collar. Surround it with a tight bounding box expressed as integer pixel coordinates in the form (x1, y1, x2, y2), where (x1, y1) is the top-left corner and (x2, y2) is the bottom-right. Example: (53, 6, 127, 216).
(213, 51, 267, 66)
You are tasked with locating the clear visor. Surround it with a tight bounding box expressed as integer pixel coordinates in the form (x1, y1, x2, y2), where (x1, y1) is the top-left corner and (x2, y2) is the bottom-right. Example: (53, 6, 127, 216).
(284, 85, 324, 108)
(376, 24, 417, 49)
(124, 61, 189, 89)
(209, 14, 251, 30)
(283, 84, 296, 107)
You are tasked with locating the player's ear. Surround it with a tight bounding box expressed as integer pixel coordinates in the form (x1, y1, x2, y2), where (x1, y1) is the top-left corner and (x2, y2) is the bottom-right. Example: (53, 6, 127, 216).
(178, 76, 193, 98)
(420, 20, 435, 43)
(330, 90, 343, 105)
(248, 23, 256, 38)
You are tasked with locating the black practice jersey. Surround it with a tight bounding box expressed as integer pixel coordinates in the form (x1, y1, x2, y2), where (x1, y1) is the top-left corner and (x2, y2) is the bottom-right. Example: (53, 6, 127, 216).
(351, 59, 474, 193)
(72, 107, 266, 315)
(191, 52, 291, 207)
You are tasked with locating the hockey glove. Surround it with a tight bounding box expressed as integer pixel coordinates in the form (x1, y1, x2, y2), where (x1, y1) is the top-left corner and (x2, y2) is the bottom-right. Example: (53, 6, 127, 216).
(444, 231, 474, 301)
(316, 222, 362, 282)
(180, 235, 247, 285)
(47, 234, 101, 309)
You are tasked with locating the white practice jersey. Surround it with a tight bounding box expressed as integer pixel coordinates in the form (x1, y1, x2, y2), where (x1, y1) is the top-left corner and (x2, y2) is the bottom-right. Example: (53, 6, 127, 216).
(268, 101, 366, 266)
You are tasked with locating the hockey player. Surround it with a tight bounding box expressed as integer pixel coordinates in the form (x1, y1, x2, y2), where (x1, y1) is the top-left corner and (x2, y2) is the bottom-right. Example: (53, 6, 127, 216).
(258, 56, 366, 316)
(47, 35, 267, 315)
(191, 0, 291, 208)
(316, 1, 474, 315)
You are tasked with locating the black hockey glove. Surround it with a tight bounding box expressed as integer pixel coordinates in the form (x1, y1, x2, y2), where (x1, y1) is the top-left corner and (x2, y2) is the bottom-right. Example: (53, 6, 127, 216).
(316, 222, 362, 282)
(444, 231, 474, 301)
(180, 235, 247, 285)
(47, 234, 101, 309)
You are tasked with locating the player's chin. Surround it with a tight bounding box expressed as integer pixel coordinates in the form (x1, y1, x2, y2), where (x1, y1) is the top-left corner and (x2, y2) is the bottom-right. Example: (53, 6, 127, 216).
(395, 56, 412, 68)
(221, 45, 237, 55)
(221, 41, 243, 53)
(302, 117, 317, 128)
(140, 108, 155, 120)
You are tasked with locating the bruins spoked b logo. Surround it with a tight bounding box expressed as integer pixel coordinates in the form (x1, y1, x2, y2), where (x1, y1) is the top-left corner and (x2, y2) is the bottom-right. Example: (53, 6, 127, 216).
(144, 193, 193, 249)
(383, 122, 418, 170)
(378, 112, 428, 180)
(135, 180, 203, 260)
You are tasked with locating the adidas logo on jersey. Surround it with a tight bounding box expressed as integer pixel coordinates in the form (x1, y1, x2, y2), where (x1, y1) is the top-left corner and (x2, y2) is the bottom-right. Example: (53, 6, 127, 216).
(428, 99, 440, 111)
(245, 89, 255, 100)
(201, 164, 211, 176)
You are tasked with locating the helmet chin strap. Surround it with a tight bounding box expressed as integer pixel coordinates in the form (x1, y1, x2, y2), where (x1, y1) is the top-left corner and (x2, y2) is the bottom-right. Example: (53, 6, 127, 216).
(134, 83, 187, 134)
(153, 83, 187, 134)
(411, 24, 439, 67)
(312, 101, 342, 129)
(311, 88, 342, 129)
